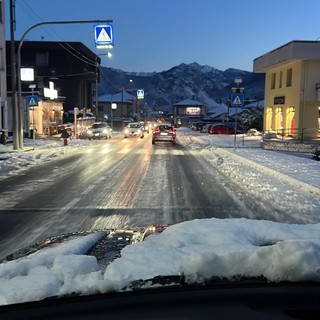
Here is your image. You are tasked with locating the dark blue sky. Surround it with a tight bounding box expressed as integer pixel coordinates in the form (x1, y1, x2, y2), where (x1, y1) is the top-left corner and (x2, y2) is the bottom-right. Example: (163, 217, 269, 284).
(5, 0, 320, 72)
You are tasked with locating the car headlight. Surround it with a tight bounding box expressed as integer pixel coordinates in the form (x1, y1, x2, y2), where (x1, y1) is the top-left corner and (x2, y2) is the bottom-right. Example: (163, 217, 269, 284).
(102, 129, 108, 134)
(137, 129, 141, 133)
(87, 130, 93, 134)
(124, 128, 129, 134)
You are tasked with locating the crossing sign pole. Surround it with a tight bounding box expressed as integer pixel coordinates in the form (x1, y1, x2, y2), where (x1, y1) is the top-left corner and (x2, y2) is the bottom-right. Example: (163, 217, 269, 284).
(231, 79, 245, 151)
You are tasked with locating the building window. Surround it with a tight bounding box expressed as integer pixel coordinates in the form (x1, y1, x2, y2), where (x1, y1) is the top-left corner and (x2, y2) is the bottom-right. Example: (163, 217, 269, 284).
(279, 71, 283, 88)
(286, 68, 292, 87)
(271, 73, 276, 89)
(35, 52, 49, 67)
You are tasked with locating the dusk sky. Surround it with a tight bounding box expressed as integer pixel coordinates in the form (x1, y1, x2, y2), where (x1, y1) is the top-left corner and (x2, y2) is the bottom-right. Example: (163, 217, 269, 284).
(5, 0, 320, 73)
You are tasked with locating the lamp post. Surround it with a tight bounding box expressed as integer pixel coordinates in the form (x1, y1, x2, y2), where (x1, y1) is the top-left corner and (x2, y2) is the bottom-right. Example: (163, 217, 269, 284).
(15, 19, 113, 149)
(94, 52, 112, 121)
(28, 83, 36, 147)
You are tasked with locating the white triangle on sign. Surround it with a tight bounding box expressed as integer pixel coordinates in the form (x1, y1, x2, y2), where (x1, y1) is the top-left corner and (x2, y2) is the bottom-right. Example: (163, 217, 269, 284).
(233, 96, 242, 105)
(29, 98, 36, 105)
(97, 28, 111, 42)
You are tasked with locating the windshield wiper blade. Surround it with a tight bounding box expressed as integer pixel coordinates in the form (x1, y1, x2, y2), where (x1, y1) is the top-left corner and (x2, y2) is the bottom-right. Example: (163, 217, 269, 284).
(127, 274, 277, 291)
(128, 275, 186, 290)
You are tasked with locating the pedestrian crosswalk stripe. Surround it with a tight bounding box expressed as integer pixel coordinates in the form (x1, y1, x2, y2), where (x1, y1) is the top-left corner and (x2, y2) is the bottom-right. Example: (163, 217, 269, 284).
(117, 148, 132, 154)
(172, 150, 184, 155)
(97, 148, 187, 155)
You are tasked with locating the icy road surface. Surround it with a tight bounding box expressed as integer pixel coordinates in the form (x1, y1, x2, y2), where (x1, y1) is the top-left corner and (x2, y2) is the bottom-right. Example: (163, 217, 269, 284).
(0, 129, 319, 258)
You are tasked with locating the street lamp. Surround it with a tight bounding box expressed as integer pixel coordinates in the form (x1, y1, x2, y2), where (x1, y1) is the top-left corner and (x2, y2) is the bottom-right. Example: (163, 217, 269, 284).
(94, 52, 112, 120)
(15, 19, 113, 150)
(28, 84, 36, 146)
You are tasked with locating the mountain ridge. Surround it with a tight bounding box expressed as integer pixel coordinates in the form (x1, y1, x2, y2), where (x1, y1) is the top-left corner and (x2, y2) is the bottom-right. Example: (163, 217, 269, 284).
(99, 62, 265, 111)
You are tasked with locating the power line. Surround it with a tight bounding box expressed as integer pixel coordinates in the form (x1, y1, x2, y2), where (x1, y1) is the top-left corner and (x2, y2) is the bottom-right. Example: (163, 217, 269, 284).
(17, 0, 98, 66)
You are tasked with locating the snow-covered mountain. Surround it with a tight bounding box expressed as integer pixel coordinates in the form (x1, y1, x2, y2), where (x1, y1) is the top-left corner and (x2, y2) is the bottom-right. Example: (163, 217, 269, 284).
(99, 62, 265, 111)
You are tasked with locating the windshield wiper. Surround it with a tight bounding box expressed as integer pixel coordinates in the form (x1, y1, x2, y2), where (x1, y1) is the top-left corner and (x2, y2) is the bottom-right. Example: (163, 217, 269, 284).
(126, 274, 281, 291)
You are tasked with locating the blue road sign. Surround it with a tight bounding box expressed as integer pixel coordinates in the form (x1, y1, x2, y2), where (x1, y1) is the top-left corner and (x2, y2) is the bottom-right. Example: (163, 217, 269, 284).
(137, 89, 144, 99)
(26, 95, 39, 107)
(231, 93, 244, 107)
(94, 24, 114, 47)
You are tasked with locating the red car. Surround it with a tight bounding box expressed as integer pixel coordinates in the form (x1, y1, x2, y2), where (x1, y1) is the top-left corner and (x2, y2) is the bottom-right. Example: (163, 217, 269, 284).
(208, 124, 235, 134)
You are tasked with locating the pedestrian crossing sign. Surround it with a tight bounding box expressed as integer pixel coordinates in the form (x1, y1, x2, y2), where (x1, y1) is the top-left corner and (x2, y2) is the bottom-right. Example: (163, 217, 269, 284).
(94, 24, 114, 48)
(231, 93, 244, 107)
(26, 95, 39, 107)
(137, 89, 144, 99)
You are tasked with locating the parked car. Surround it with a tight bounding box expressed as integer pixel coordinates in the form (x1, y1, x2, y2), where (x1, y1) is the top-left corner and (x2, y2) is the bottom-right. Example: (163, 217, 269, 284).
(312, 150, 320, 161)
(246, 128, 262, 136)
(208, 124, 235, 134)
(124, 122, 144, 138)
(195, 123, 206, 131)
(86, 122, 112, 140)
(152, 123, 176, 145)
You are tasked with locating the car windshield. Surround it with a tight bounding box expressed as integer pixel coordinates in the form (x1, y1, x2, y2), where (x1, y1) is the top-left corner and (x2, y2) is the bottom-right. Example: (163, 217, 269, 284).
(157, 125, 172, 130)
(91, 123, 108, 129)
(2, 0, 320, 311)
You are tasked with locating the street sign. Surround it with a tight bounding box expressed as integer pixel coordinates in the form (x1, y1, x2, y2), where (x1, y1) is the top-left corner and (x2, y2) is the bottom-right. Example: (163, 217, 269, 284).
(94, 24, 114, 48)
(26, 95, 39, 107)
(231, 93, 244, 107)
(137, 89, 144, 99)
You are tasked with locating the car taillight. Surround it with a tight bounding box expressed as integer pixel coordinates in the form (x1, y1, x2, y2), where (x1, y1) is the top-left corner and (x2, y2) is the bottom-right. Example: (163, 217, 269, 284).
(153, 129, 160, 134)
(169, 130, 176, 134)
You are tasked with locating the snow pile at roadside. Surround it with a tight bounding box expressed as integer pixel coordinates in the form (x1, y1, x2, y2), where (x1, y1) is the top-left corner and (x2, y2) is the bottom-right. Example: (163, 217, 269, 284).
(0, 138, 92, 178)
(1, 218, 320, 306)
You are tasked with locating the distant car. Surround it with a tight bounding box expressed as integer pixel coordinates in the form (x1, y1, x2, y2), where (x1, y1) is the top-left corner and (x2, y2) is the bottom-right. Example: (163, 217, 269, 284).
(312, 150, 320, 161)
(263, 131, 277, 139)
(194, 123, 206, 131)
(124, 122, 144, 138)
(86, 122, 112, 140)
(152, 123, 176, 145)
(140, 121, 150, 133)
(246, 128, 262, 136)
(208, 124, 235, 134)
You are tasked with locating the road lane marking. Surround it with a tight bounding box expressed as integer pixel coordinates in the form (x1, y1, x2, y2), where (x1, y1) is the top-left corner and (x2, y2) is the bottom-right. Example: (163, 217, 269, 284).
(117, 148, 132, 154)
(172, 150, 185, 155)
(56, 197, 81, 215)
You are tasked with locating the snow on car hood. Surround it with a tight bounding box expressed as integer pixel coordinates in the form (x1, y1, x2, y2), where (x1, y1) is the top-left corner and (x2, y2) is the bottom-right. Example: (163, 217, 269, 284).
(1, 218, 320, 306)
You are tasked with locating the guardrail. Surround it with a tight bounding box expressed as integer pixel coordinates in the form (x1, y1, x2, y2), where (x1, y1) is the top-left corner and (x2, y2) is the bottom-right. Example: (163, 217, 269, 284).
(263, 127, 319, 143)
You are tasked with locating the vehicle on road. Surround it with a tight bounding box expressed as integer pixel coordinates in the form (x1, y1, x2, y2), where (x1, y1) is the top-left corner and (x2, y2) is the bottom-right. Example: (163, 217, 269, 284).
(140, 121, 150, 133)
(312, 149, 320, 161)
(124, 122, 144, 139)
(86, 122, 112, 140)
(152, 123, 176, 145)
(208, 124, 235, 134)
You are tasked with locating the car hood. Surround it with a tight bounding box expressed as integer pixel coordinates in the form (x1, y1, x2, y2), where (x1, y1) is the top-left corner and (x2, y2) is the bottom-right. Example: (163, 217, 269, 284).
(1, 218, 320, 306)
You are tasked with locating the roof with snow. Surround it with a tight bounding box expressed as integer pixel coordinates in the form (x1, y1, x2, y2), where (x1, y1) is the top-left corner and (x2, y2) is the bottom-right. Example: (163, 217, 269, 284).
(98, 91, 136, 103)
(173, 98, 206, 106)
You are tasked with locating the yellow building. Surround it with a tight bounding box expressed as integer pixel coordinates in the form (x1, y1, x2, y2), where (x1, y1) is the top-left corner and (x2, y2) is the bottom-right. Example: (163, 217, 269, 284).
(254, 40, 320, 139)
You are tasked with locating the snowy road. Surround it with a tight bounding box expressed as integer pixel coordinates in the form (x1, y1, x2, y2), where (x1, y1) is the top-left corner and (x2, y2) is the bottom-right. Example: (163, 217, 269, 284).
(0, 130, 320, 258)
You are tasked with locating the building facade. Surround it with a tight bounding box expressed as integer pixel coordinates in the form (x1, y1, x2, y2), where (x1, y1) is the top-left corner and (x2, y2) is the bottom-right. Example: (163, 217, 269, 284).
(254, 40, 320, 139)
(173, 98, 206, 127)
(98, 90, 141, 128)
(6, 40, 99, 135)
(0, 0, 7, 133)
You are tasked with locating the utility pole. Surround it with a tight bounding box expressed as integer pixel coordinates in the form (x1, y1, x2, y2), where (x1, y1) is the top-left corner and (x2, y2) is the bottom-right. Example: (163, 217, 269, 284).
(15, 19, 113, 149)
(9, 0, 19, 149)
